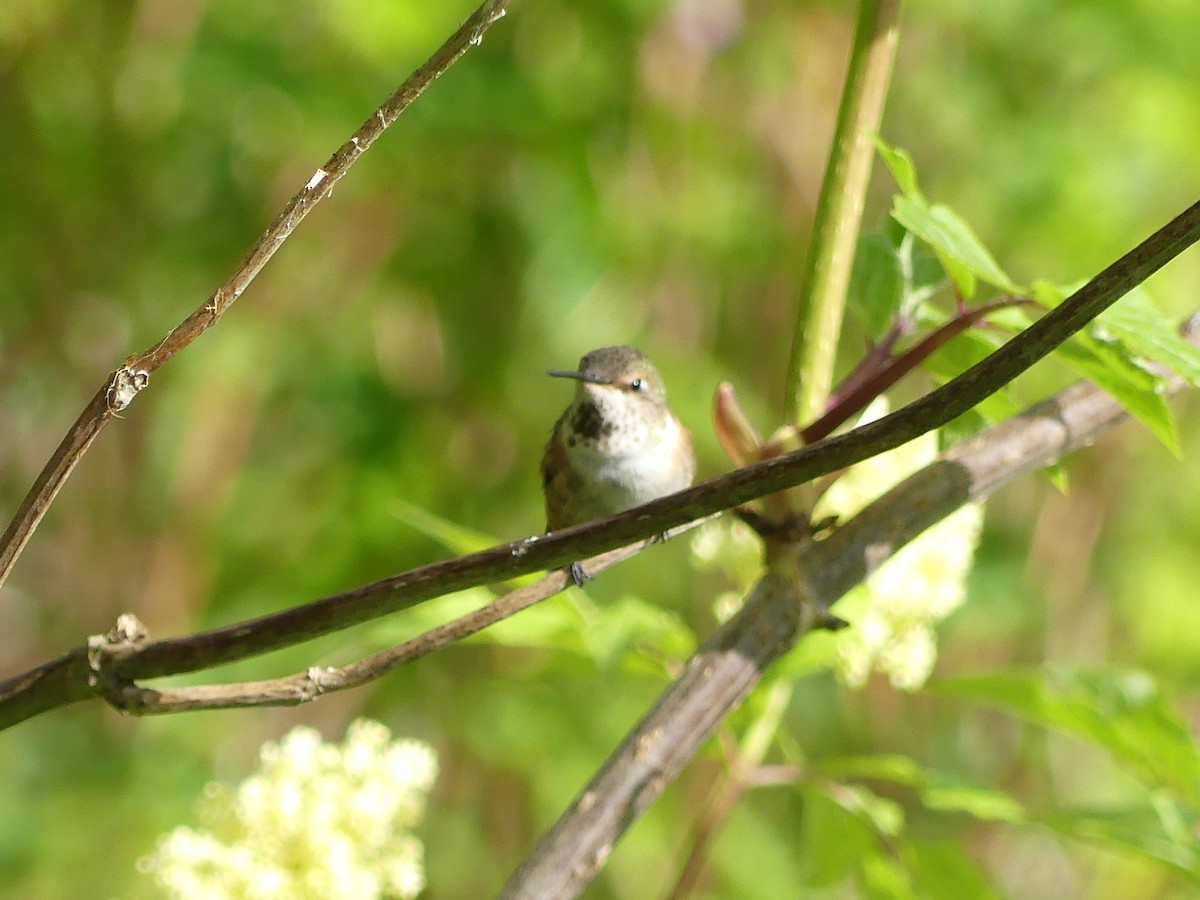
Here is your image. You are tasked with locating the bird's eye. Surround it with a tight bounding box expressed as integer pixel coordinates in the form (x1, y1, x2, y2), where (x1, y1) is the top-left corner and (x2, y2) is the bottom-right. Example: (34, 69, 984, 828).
(629, 378, 643, 392)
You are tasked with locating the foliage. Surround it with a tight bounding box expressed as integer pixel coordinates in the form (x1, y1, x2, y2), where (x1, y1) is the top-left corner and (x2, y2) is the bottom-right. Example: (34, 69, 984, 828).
(1, 1, 1200, 898)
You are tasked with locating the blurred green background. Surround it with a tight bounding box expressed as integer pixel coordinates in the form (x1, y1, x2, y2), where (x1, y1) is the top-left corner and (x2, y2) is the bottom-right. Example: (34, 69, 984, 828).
(2, 0, 1199, 897)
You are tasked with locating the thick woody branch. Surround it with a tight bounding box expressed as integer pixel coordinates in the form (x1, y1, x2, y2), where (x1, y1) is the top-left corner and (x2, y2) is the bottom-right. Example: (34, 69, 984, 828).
(498, 370, 1163, 900)
(0, 0, 513, 591)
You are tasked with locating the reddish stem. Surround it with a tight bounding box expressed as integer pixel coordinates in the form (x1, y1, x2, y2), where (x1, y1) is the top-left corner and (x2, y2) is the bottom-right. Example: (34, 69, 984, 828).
(802, 296, 1034, 443)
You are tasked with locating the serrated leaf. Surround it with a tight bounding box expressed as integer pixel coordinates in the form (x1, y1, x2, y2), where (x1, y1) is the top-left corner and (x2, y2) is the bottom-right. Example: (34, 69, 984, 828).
(891, 196, 1022, 296)
(1057, 332, 1181, 455)
(850, 232, 905, 339)
(933, 669, 1200, 806)
(1098, 288, 1200, 388)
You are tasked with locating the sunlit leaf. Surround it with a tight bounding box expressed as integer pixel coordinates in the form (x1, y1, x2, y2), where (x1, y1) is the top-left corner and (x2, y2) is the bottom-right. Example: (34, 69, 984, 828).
(818, 754, 926, 787)
(921, 784, 1027, 824)
(891, 195, 1022, 296)
(922, 328, 1024, 425)
(933, 669, 1200, 805)
(1057, 333, 1180, 456)
(874, 137, 924, 201)
(774, 628, 840, 680)
(1098, 288, 1200, 388)
(860, 853, 917, 899)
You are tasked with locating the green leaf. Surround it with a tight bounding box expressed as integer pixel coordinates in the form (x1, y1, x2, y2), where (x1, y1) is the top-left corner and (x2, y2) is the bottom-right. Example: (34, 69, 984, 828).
(573, 593, 695, 673)
(906, 842, 1003, 900)
(933, 669, 1200, 805)
(922, 328, 1024, 425)
(820, 782, 906, 838)
(1043, 805, 1200, 880)
(799, 785, 879, 887)
(1056, 332, 1181, 455)
(860, 853, 917, 900)
(921, 784, 1027, 824)
(891, 195, 1022, 297)
(390, 498, 502, 556)
(874, 137, 924, 201)
(1032, 280, 1182, 453)
(1098, 288, 1200, 388)
(454, 591, 694, 673)
(902, 235, 950, 310)
(850, 233, 905, 340)
(774, 628, 840, 680)
(818, 754, 927, 788)
(819, 754, 1029, 826)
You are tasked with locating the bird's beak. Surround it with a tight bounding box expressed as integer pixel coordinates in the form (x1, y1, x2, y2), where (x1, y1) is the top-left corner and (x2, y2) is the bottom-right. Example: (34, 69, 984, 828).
(547, 369, 609, 385)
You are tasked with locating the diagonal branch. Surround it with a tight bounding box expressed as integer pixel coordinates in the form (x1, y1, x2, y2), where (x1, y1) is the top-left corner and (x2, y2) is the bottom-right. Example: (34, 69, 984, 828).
(0, 201, 1196, 730)
(90, 199, 1200, 673)
(77, 520, 712, 717)
(499, 367, 1169, 900)
(0, 0, 514, 592)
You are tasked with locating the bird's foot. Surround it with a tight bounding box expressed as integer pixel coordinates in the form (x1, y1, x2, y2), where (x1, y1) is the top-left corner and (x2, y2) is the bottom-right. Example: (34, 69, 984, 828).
(567, 560, 592, 587)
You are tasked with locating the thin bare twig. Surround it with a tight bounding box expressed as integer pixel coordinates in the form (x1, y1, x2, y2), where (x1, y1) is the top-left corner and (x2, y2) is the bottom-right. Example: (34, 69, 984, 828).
(0, 0, 514, 591)
(81, 520, 712, 716)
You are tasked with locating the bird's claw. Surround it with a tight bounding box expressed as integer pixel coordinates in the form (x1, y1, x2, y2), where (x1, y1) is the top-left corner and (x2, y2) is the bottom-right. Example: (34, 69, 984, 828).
(567, 560, 591, 587)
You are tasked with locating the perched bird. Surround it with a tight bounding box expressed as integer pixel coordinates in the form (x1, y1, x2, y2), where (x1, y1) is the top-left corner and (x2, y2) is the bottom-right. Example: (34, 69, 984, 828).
(541, 345, 696, 532)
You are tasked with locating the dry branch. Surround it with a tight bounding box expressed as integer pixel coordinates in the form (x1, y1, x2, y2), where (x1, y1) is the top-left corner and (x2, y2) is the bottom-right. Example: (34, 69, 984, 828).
(0, 0, 514, 591)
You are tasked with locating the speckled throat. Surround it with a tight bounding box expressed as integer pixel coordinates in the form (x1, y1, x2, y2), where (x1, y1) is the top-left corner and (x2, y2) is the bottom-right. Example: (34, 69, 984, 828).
(542, 345, 696, 530)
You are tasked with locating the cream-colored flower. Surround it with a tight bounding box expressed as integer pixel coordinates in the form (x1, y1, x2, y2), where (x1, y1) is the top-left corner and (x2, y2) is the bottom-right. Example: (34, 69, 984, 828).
(821, 399, 983, 691)
(140, 719, 437, 899)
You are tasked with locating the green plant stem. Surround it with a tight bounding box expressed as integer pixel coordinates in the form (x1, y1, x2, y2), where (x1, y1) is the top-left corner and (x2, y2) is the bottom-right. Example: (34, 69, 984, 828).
(785, 0, 902, 425)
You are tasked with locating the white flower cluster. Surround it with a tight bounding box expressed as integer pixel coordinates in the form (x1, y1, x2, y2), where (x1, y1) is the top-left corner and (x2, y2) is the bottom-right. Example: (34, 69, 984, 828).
(818, 400, 983, 690)
(140, 719, 438, 900)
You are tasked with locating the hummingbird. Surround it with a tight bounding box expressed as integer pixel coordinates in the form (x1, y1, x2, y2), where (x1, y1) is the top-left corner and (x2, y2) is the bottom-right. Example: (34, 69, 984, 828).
(541, 345, 696, 532)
